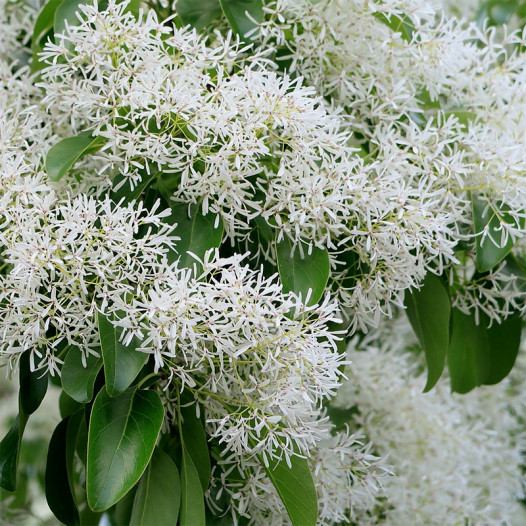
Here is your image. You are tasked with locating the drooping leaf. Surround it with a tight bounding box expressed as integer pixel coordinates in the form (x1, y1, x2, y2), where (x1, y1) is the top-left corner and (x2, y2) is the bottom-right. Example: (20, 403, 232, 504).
(219, 0, 264, 38)
(448, 308, 522, 393)
(46, 130, 106, 182)
(472, 194, 524, 272)
(262, 454, 318, 526)
(180, 404, 210, 490)
(0, 413, 28, 492)
(62, 350, 103, 403)
(276, 238, 330, 306)
(130, 448, 181, 526)
(86, 387, 164, 512)
(19, 351, 48, 415)
(178, 0, 222, 31)
(46, 416, 80, 526)
(97, 311, 148, 397)
(404, 273, 450, 392)
(167, 203, 223, 269)
(180, 450, 205, 526)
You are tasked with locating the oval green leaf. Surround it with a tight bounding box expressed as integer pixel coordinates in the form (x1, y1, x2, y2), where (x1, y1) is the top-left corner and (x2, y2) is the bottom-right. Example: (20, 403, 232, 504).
(130, 448, 181, 526)
(45, 416, 80, 526)
(472, 194, 524, 272)
(168, 203, 223, 269)
(62, 350, 103, 403)
(219, 0, 263, 38)
(54, 0, 86, 38)
(404, 273, 450, 392)
(262, 454, 318, 526)
(86, 387, 164, 512)
(180, 404, 210, 490)
(276, 238, 330, 306)
(19, 351, 48, 415)
(98, 312, 148, 397)
(0, 413, 27, 492)
(46, 130, 106, 182)
(178, 0, 222, 31)
(180, 450, 205, 526)
(448, 308, 522, 393)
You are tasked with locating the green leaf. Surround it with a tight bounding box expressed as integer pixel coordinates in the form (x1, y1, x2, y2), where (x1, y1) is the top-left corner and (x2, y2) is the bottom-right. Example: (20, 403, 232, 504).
(110, 171, 157, 205)
(62, 350, 103, 403)
(180, 405, 210, 490)
(33, 0, 63, 43)
(59, 391, 83, 419)
(276, 238, 330, 306)
(113, 486, 137, 526)
(219, 0, 264, 38)
(168, 203, 223, 269)
(98, 311, 148, 397)
(262, 454, 318, 526)
(31, 0, 64, 72)
(178, 0, 222, 31)
(373, 11, 415, 42)
(19, 351, 48, 415)
(54, 0, 87, 38)
(404, 273, 450, 392)
(46, 130, 106, 182)
(180, 450, 205, 526)
(124, 0, 142, 18)
(130, 448, 181, 526)
(87, 387, 164, 512)
(472, 194, 524, 272)
(45, 416, 80, 526)
(448, 309, 522, 393)
(0, 413, 27, 492)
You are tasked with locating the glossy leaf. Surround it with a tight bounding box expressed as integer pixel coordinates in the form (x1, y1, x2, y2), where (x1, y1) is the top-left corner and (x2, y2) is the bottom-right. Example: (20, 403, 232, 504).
(0, 413, 27, 492)
(178, 0, 222, 31)
(46, 130, 106, 182)
(448, 309, 522, 393)
(45, 417, 80, 526)
(180, 405, 210, 490)
(98, 312, 148, 397)
(62, 350, 103, 403)
(86, 387, 164, 511)
(180, 450, 205, 526)
(19, 351, 48, 415)
(404, 273, 450, 391)
(130, 448, 181, 526)
(263, 454, 318, 526)
(219, 0, 264, 38)
(472, 194, 523, 272)
(168, 203, 223, 269)
(276, 238, 330, 306)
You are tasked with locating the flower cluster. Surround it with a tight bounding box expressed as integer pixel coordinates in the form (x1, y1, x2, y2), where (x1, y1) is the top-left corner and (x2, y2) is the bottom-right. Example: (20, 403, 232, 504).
(334, 318, 526, 524)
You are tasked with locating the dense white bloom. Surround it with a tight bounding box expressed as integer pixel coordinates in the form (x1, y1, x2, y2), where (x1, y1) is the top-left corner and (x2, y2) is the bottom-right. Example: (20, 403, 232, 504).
(207, 425, 391, 525)
(334, 319, 526, 524)
(113, 250, 346, 460)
